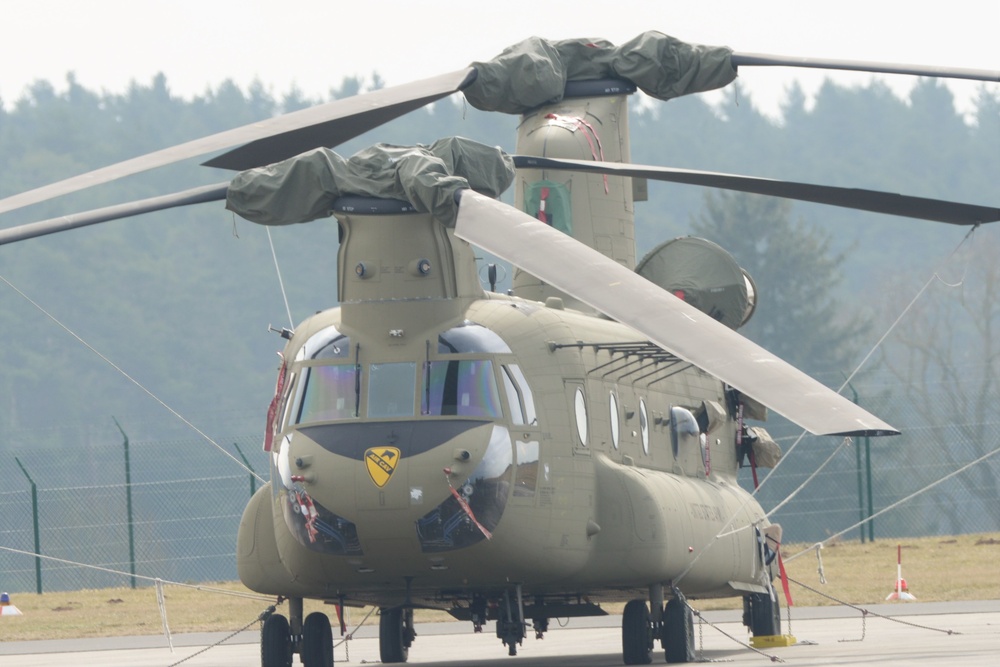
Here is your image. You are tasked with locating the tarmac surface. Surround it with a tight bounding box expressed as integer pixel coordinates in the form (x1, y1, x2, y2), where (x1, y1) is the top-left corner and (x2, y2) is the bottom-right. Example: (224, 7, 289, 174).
(1, 600, 998, 666)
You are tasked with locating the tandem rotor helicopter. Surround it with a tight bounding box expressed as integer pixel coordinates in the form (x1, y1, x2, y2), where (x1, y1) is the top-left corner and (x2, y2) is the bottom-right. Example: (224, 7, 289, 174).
(2, 29, 999, 667)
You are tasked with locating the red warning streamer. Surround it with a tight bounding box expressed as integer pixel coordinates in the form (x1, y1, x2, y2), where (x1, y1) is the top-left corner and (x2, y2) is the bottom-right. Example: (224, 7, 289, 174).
(443, 468, 492, 540)
(263, 353, 286, 452)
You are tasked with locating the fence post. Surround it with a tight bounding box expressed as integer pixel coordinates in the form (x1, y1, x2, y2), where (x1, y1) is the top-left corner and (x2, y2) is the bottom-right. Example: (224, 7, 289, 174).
(114, 417, 137, 589)
(14, 457, 42, 594)
(865, 434, 875, 542)
(233, 442, 256, 497)
(846, 382, 866, 544)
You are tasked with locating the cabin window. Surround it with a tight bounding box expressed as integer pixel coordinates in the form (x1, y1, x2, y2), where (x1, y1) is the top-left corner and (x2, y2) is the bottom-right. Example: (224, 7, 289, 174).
(639, 398, 649, 455)
(368, 362, 417, 418)
(609, 392, 620, 449)
(501, 364, 537, 426)
(422, 359, 502, 418)
(438, 321, 511, 354)
(295, 364, 358, 423)
(574, 388, 588, 446)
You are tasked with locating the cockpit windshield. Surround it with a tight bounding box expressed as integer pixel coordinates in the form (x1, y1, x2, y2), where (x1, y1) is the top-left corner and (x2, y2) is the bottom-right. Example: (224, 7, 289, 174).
(369, 362, 417, 418)
(295, 364, 358, 423)
(288, 321, 509, 425)
(422, 359, 502, 418)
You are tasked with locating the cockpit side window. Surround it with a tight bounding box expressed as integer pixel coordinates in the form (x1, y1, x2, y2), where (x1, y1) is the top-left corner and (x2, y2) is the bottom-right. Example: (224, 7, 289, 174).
(423, 359, 502, 418)
(501, 364, 537, 426)
(279, 371, 297, 429)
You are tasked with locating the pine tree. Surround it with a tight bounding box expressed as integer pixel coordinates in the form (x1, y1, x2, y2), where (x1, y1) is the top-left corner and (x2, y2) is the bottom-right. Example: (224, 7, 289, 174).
(691, 191, 870, 380)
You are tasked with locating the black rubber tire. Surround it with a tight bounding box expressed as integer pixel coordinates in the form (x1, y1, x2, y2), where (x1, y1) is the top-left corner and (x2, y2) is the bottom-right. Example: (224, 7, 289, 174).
(301, 611, 333, 667)
(379, 607, 409, 663)
(621, 599, 652, 665)
(663, 598, 695, 663)
(746, 592, 781, 637)
(261, 613, 292, 667)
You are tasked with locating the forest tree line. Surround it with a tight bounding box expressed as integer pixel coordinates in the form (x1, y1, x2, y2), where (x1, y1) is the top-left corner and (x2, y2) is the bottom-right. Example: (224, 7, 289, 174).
(0, 71, 997, 515)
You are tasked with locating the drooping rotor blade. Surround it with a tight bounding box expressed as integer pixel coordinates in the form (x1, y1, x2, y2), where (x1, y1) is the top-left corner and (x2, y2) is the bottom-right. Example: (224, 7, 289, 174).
(0, 182, 228, 246)
(203, 68, 478, 170)
(731, 52, 999, 82)
(0, 68, 477, 217)
(455, 189, 898, 438)
(513, 156, 1000, 225)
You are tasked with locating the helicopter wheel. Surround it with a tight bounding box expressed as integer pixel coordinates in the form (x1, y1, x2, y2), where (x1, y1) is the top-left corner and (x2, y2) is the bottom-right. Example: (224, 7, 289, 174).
(261, 613, 293, 667)
(622, 599, 653, 665)
(379, 607, 412, 663)
(301, 611, 334, 667)
(663, 598, 695, 663)
(744, 592, 781, 637)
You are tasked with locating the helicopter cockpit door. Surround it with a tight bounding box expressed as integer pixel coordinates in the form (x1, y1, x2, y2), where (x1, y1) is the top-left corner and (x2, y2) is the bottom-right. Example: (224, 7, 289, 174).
(501, 364, 543, 507)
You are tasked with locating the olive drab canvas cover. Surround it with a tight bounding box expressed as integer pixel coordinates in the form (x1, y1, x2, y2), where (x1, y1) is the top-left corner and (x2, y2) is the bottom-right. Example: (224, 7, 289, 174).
(636, 236, 750, 330)
(464, 31, 737, 114)
(226, 137, 515, 226)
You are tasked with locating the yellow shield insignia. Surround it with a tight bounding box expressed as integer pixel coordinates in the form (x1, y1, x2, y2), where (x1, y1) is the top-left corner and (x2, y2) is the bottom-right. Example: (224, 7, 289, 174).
(364, 447, 401, 488)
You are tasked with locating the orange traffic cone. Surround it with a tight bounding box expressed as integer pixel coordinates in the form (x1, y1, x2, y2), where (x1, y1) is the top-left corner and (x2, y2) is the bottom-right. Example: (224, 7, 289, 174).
(885, 544, 917, 601)
(0, 592, 23, 616)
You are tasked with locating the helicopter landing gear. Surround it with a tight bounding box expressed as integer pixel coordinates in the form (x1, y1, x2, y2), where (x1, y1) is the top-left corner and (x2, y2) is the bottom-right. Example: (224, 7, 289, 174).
(379, 606, 415, 663)
(621, 586, 695, 665)
(301, 611, 334, 667)
(743, 591, 781, 637)
(622, 599, 653, 665)
(532, 616, 549, 639)
(470, 593, 487, 633)
(261, 599, 334, 667)
(663, 597, 695, 663)
(261, 612, 293, 667)
(495, 585, 527, 656)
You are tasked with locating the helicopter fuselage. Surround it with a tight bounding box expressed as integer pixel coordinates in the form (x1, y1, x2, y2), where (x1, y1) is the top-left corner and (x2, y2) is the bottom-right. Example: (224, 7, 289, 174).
(237, 215, 771, 608)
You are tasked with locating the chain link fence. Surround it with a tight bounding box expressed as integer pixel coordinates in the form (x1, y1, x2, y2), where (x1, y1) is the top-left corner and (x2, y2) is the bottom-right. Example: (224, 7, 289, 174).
(1, 430, 267, 594)
(2, 378, 998, 594)
(747, 376, 1000, 545)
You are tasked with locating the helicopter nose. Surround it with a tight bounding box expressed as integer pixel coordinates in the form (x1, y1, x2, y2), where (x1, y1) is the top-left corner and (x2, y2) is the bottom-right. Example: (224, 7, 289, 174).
(297, 421, 494, 492)
(290, 420, 500, 531)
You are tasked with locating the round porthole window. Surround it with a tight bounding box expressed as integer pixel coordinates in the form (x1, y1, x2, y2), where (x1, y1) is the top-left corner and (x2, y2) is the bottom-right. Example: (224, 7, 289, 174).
(609, 392, 620, 449)
(639, 398, 649, 455)
(574, 388, 588, 446)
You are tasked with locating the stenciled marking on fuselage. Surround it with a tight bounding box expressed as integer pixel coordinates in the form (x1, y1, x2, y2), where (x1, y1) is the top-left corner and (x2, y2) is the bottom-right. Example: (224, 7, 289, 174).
(689, 502, 724, 522)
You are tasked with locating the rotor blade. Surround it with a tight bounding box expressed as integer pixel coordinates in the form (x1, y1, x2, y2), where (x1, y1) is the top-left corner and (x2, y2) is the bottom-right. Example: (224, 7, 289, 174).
(0, 68, 477, 217)
(203, 68, 478, 170)
(455, 190, 898, 438)
(0, 182, 228, 246)
(513, 156, 1000, 225)
(731, 52, 999, 82)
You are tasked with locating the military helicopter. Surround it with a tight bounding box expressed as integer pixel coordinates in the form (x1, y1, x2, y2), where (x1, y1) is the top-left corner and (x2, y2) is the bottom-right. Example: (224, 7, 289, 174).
(1, 31, 998, 667)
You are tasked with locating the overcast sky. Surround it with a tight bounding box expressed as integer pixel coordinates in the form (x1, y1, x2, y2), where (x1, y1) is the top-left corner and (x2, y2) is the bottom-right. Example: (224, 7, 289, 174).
(1, 0, 997, 119)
